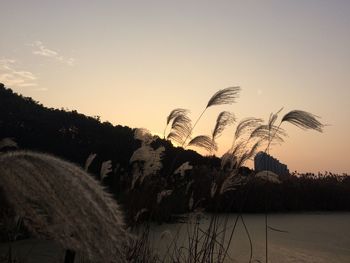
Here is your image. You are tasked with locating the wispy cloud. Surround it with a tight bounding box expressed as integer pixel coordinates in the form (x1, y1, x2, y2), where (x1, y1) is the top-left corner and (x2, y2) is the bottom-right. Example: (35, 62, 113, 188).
(0, 59, 38, 87)
(32, 41, 75, 66)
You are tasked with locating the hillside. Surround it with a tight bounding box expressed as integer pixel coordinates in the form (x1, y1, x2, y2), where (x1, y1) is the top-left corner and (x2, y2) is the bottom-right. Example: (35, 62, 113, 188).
(1, 83, 349, 219)
(0, 83, 219, 175)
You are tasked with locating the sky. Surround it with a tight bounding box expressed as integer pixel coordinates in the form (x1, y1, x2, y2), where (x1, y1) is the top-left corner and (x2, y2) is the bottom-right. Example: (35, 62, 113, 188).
(1, 0, 349, 174)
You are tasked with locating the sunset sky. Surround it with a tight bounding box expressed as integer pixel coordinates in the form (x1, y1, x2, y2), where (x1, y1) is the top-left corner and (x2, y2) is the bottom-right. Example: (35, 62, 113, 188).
(1, 0, 349, 174)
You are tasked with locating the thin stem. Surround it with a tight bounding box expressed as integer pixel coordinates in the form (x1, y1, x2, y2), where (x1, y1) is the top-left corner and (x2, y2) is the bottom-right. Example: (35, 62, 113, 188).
(163, 124, 168, 139)
(240, 214, 253, 263)
(182, 108, 207, 147)
(167, 108, 207, 175)
(265, 205, 268, 263)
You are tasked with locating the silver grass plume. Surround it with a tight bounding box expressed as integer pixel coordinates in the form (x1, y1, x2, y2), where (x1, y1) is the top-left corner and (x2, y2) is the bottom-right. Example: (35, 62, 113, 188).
(171, 87, 241, 147)
(281, 110, 324, 132)
(268, 107, 283, 131)
(164, 108, 190, 138)
(188, 135, 218, 152)
(206, 86, 241, 108)
(100, 160, 112, 181)
(166, 114, 192, 145)
(0, 151, 129, 262)
(0, 138, 18, 150)
(157, 190, 173, 204)
(212, 111, 236, 140)
(236, 141, 262, 168)
(166, 108, 189, 126)
(220, 151, 235, 170)
(134, 208, 149, 223)
(84, 153, 96, 172)
(220, 170, 247, 194)
(130, 163, 142, 190)
(210, 182, 218, 198)
(234, 117, 264, 141)
(134, 128, 155, 145)
(256, 171, 281, 184)
(220, 141, 245, 170)
(250, 125, 286, 145)
(166, 131, 185, 146)
(174, 162, 193, 177)
(129, 145, 164, 184)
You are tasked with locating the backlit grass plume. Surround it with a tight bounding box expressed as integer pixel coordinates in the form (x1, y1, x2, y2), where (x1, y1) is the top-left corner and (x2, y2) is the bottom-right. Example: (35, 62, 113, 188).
(164, 108, 189, 138)
(281, 110, 324, 132)
(234, 117, 263, 141)
(212, 111, 236, 141)
(130, 128, 165, 187)
(174, 161, 193, 177)
(0, 138, 18, 150)
(188, 135, 218, 152)
(0, 151, 129, 262)
(206, 86, 241, 108)
(166, 87, 241, 148)
(84, 153, 96, 172)
(255, 108, 324, 263)
(268, 107, 283, 130)
(100, 160, 112, 181)
(250, 124, 286, 145)
(129, 145, 164, 185)
(134, 128, 155, 145)
(166, 114, 192, 145)
(221, 117, 263, 170)
(187, 111, 235, 154)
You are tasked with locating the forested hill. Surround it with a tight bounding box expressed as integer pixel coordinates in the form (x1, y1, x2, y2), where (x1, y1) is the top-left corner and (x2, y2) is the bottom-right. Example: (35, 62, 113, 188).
(1, 83, 350, 216)
(0, 83, 219, 175)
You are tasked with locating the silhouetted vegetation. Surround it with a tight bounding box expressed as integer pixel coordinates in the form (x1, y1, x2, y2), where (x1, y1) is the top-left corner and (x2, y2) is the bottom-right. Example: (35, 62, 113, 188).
(0, 83, 218, 221)
(0, 83, 349, 224)
(1, 83, 350, 263)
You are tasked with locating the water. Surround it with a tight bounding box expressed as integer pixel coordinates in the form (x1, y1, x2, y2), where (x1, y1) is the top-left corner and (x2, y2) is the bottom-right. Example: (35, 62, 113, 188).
(149, 212, 350, 263)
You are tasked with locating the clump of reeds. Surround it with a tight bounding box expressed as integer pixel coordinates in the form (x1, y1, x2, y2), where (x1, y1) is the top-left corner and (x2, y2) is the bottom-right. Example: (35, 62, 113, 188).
(159, 88, 325, 263)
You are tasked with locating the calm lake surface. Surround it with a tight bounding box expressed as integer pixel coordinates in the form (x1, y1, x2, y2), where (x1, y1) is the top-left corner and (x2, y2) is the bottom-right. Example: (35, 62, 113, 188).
(149, 212, 350, 263)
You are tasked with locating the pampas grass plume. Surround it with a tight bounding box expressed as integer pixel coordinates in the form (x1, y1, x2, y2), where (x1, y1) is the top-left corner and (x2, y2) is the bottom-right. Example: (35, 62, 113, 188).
(0, 151, 129, 262)
(206, 87, 241, 108)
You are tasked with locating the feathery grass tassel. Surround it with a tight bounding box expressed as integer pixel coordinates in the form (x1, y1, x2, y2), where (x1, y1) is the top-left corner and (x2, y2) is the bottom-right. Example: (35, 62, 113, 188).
(166, 114, 192, 145)
(212, 111, 236, 140)
(206, 86, 241, 108)
(188, 135, 218, 152)
(164, 108, 189, 138)
(281, 110, 324, 132)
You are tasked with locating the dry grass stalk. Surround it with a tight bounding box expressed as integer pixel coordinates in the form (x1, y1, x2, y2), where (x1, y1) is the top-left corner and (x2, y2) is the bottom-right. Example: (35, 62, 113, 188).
(188, 135, 218, 152)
